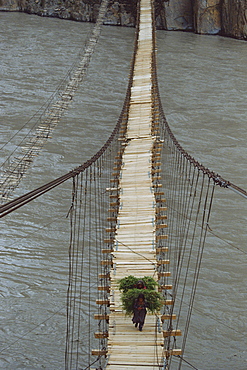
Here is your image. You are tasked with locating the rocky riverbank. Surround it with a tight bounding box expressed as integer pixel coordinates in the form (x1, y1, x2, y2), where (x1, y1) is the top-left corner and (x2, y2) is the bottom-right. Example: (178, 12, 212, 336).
(1, 0, 247, 39)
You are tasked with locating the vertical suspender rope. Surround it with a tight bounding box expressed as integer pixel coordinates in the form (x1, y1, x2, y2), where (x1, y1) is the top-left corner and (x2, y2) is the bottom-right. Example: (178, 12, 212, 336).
(178, 179, 215, 369)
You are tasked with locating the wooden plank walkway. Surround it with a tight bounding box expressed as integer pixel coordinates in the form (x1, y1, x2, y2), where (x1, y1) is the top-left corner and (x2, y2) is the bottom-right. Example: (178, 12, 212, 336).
(105, 0, 165, 368)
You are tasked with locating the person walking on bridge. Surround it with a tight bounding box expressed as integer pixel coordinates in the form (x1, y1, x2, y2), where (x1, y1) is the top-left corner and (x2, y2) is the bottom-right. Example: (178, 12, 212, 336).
(132, 293, 147, 331)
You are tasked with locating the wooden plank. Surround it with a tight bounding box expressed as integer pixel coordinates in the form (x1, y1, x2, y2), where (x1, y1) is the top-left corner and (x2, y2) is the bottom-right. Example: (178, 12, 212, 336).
(158, 284, 173, 290)
(110, 202, 119, 207)
(156, 215, 167, 220)
(102, 248, 114, 254)
(101, 260, 112, 266)
(156, 198, 166, 203)
(104, 238, 115, 244)
(161, 314, 177, 321)
(96, 300, 110, 305)
(156, 234, 168, 240)
(157, 272, 171, 277)
(157, 259, 170, 265)
(98, 273, 110, 279)
(92, 349, 107, 356)
(156, 224, 168, 229)
(94, 332, 108, 338)
(163, 330, 182, 338)
(94, 314, 110, 320)
(156, 207, 168, 212)
(156, 247, 168, 253)
(164, 349, 182, 356)
(98, 286, 110, 292)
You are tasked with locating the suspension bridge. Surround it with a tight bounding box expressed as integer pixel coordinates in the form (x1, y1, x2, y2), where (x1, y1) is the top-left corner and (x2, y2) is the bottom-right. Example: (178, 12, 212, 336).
(92, 0, 182, 367)
(0, 0, 246, 369)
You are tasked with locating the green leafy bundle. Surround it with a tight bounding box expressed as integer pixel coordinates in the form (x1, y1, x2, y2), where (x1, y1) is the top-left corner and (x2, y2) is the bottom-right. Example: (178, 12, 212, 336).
(119, 275, 157, 292)
(119, 275, 162, 315)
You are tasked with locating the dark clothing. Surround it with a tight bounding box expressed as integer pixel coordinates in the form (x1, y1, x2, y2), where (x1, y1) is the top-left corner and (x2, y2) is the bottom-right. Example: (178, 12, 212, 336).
(132, 298, 147, 330)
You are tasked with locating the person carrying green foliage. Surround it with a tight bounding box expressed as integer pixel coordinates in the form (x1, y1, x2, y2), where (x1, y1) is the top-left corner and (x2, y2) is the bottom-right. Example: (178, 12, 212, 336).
(119, 275, 162, 331)
(132, 293, 147, 331)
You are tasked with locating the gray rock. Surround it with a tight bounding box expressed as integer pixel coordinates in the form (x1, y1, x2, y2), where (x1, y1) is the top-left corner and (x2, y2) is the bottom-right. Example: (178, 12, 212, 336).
(222, 0, 247, 39)
(164, 0, 193, 31)
(0, 0, 19, 10)
(193, 0, 221, 34)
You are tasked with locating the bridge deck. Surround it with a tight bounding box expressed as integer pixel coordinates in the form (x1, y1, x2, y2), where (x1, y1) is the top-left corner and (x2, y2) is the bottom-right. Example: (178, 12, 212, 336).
(105, 0, 164, 367)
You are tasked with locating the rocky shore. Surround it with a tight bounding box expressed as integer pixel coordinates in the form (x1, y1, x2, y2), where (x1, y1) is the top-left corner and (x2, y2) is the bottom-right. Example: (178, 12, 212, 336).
(1, 0, 247, 40)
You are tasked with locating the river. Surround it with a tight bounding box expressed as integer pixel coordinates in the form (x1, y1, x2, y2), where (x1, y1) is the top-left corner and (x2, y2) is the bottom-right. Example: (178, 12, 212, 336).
(0, 11, 246, 370)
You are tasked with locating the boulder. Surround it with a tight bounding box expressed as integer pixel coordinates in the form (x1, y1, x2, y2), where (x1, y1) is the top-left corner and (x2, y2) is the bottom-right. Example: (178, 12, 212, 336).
(193, 0, 221, 34)
(0, 0, 19, 10)
(221, 0, 247, 39)
(163, 0, 193, 31)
